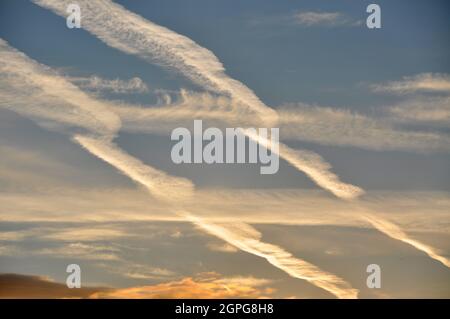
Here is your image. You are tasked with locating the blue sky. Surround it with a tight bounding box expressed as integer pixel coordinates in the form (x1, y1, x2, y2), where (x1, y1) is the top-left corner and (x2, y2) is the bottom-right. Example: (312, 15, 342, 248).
(2, 0, 449, 108)
(0, 0, 449, 298)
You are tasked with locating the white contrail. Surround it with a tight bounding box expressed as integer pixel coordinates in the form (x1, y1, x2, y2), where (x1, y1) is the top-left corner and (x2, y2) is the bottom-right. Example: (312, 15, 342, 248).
(45, 0, 450, 152)
(184, 214, 359, 298)
(32, 0, 364, 200)
(245, 129, 364, 199)
(111, 96, 450, 153)
(0, 38, 194, 203)
(0, 39, 120, 138)
(363, 214, 450, 268)
(74, 135, 359, 298)
(278, 145, 364, 199)
(2, 38, 446, 276)
(5, 1, 449, 292)
(74, 135, 194, 203)
(32, 0, 278, 124)
(0, 39, 360, 295)
(73, 132, 359, 297)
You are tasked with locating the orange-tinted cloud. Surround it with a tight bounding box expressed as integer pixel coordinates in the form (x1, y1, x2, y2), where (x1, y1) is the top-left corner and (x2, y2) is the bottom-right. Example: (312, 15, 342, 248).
(0, 272, 274, 299)
(92, 272, 274, 299)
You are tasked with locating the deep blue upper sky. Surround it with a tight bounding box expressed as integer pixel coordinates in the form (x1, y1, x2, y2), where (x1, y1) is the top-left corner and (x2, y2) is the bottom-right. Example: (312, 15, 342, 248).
(1, 0, 449, 108)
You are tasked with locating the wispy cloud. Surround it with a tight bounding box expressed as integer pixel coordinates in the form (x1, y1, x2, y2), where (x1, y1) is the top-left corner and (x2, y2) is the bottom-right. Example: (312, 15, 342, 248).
(108, 93, 450, 153)
(4, 1, 361, 198)
(363, 214, 450, 268)
(278, 103, 450, 152)
(246, 129, 363, 199)
(207, 242, 239, 253)
(0, 39, 121, 138)
(1, 189, 449, 234)
(0, 244, 19, 257)
(3, 2, 448, 297)
(37, 243, 121, 261)
(388, 96, 450, 126)
(73, 130, 359, 297)
(94, 272, 275, 299)
(293, 11, 362, 27)
(185, 214, 359, 299)
(41, 226, 129, 242)
(0, 272, 276, 299)
(70, 75, 149, 94)
(31, 0, 367, 200)
(32, 0, 278, 124)
(98, 262, 177, 280)
(74, 135, 195, 202)
(371, 73, 450, 94)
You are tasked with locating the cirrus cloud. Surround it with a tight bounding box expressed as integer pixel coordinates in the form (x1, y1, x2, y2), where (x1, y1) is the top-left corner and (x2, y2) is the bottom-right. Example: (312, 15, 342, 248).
(293, 11, 362, 27)
(371, 73, 450, 94)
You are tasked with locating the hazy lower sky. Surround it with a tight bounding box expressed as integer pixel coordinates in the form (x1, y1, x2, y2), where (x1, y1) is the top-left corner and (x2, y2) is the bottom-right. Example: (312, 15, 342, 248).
(0, 0, 449, 298)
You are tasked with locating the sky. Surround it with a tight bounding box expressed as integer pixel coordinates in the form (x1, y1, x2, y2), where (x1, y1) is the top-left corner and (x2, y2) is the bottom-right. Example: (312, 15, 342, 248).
(0, 0, 449, 298)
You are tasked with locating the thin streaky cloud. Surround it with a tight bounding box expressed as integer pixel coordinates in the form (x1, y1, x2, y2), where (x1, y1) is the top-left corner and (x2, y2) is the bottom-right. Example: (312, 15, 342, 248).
(293, 11, 362, 27)
(97, 262, 177, 280)
(92, 272, 275, 299)
(1, 188, 449, 234)
(207, 242, 239, 253)
(110, 93, 450, 153)
(32, 0, 278, 123)
(74, 135, 194, 203)
(0, 37, 310, 294)
(72, 133, 358, 297)
(371, 73, 450, 94)
(0, 39, 121, 138)
(388, 96, 450, 127)
(184, 214, 359, 299)
(1, 272, 273, 299)
(2, 21, 361, 198)
(0, 39, 192, 202)
(278, 103, 450, 152)
(36, 243, 121, 261)
(2, 6, 447, 295)
(32, 0, 366, 199)
(0, 42, 362, 290)
(112, 90, 256, 134)
(2, 140, 448, 280)
(31, 0, 368, 198)
(363, 214, 450, 268)
(70, 75, 150, 94)
(244, 129, 364, 199)
(0, 1, 447, 299)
